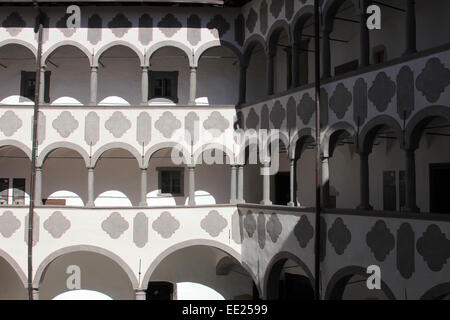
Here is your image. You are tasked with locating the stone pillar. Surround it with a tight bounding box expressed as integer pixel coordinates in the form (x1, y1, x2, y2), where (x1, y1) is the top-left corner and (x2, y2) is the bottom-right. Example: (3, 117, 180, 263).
(267, 53, 275, 96)
(404, 0, 417, 56)
(188, 67, 197, 105)
(188, 165, 196, 206)
(321, 156, 330, 208)
(291, 42, 300, 88)
(39, 66, 45, 104)
(230, 165, 237, 204)
(357, 152, 373, 210)
(140, 168, 147, 207)
(360, 0, 370, 67)
(141, 66, 149, 105)
(237, 165, 245, 204)
(288, 159, 297, 207)
(32, 288, 39, 300)
(35, 167, 42, 206)
(87, 167, 95, 207)
(322, 28, 331, 79)
(89, 66, 98, 105)
(135, 289, 146, 300)
(238, 64, 248, 105)
(261, 162, 272, 205)
(403, 148, 420, 212)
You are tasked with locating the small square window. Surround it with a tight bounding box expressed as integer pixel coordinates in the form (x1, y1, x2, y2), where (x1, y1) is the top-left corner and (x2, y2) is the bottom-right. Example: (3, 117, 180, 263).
(157, 168, 184, 196)
(149, 71, 178, 103)
(20, 71, 51, 103)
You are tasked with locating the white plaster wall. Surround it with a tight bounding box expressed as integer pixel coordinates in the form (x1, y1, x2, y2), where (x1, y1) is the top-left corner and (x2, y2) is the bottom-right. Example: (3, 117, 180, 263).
(150, 245, 253, 300)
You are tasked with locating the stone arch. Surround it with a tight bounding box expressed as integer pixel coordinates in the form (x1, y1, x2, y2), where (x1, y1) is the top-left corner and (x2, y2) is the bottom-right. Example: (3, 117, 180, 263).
(324, 265, 396, 300)
(290, 127, 316, 159)
(143, 141, 192, 168)
(193, 143, 235, 165)
(0, 248, 27, 288)
(42, 40, 93, 66)
(36, 142, 90, 168)
(322, 0, 359, 31)
(33, 245, 139, 289)
(140, 239, 260, 295)
(146, 40, 194, 67)
(193, 40, 243, 67)
(0, 139, 31, 159)
(91, 142, 143, 169)
(421, 282, 450, 300)
(322, 121, 356, 158)
(93, 41, 145, 67)
(263, 251, 314, 299)
(0, 39, 37, 58)
(357, 115, 403, 154)
(404, 106, 450, 150)
(266, 19, 291, 56)
(291, 5, 314, 44)
(243, 34, 267, 66)
(264, 130, 290, 161)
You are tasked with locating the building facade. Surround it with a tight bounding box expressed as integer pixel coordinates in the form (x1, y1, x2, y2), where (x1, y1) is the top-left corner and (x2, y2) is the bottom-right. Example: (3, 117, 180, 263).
(0, 0, 449, 300)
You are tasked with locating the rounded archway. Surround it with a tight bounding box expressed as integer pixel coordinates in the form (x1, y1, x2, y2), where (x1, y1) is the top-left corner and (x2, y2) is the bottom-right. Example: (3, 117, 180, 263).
(35, 247, 137, 300)
(244, 36, 267, 102)
(0, 255, 27, 299)
(264, 253, 314, 300)
(143, 243, 258, 300)
(0, 145, 31, 205)
(325, 266, 396, 300)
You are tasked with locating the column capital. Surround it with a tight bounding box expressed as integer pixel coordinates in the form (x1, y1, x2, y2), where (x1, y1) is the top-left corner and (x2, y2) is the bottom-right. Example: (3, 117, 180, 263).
(90, 65, 98, 71)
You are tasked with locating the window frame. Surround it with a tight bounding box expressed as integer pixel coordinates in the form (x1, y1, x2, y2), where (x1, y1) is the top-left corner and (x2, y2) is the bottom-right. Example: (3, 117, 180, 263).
(148, 71, 179, 103)
(156, 167, 184, 197)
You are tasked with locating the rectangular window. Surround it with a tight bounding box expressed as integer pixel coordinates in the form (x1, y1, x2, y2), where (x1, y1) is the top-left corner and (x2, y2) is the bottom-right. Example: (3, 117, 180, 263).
(0, 178, 9, 205)
(158, 168, 184, 196)
(149, 71, 178, 103)
(12, 178, 25, 205)
(20, 71, 51, 103)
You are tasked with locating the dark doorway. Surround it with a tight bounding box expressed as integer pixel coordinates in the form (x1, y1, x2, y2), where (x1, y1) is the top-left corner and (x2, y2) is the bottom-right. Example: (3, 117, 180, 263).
(430, 163, 450, 213)
(279, 273, 314, 300)
(146, 281, 174, 300)
(275, 172, 290, 205)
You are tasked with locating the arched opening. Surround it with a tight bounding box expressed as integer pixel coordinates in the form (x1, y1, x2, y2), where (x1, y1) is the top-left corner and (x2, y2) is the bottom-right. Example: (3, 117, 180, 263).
(37, 250, 135, 300)
(53, 290, 113, 300)
(147, 147, 189, 207)
(265, 255, 314, 300)
(245, 40, 267, 102)
(195, 147, 232, 205)
(0, 145, 31, 205)
(408, 114, 450, 213)
(415, 0, 450, 52)
(325, 266, 395, 300)
(267, 137, 290, 206)
(44, 45, 90, 105)
(268, 25, 291, 94)
(0, 43, 36, 104)
(94, 148, 140, 207)
(97, 45, 141, 105)
(293, 133, 316, 208)
(359, 119, 404, 211)
(327, 127, 358, 209)
(41, 148, 87, 206)
(292, 7, 315, 86)
(197, 45, 240, 105)
(148, 47, 190, 105)
(146, 245, 257, 300)
(241, 139, 263, 204)
(0, 257, 27, 299)
(324, 0, 363, 78)
(421, 282, 450, 300)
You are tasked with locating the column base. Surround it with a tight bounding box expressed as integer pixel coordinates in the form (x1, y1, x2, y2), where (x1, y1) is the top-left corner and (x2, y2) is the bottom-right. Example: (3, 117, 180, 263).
(135, 289, 146, 300)
(139, 201, 148, 207)
(260, 200, 272, 206)
(236, 199, 246, 204)
(287, 202, 295, 207)
(230, 200, 238, 205)
(86, 202, 95, 208)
